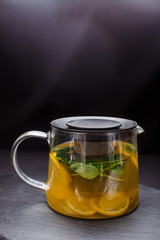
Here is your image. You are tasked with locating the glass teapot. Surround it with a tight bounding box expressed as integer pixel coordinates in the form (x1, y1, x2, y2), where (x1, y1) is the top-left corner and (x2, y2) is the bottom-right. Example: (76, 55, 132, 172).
(11, 116, 144, 219)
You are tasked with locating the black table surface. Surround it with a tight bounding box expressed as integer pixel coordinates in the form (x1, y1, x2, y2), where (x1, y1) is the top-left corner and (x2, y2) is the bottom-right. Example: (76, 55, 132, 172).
(0, 150, 160, 240)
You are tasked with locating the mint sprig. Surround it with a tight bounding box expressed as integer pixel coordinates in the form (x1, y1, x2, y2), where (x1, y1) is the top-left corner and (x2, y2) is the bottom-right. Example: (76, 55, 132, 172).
(53, 144, 130, 180)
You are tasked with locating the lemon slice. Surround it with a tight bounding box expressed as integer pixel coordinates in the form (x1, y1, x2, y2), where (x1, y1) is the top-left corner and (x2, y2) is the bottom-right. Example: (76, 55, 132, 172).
(60, 198, 77, 216)
(66, 197, 96, 216)
(50, 152, 72, 184)
(114, 140, 136, 155)
(114, 140, 138, 169)
(90, 193, 129, 217)
(130, 155, 138, 170)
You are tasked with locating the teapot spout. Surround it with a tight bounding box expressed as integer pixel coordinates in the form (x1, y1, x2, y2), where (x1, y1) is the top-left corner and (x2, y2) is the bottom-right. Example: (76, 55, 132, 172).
(136, 125, 145, 134)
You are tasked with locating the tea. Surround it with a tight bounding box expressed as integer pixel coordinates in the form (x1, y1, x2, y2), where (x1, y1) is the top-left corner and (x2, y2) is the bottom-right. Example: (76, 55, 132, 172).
(46, 141, 139, 219)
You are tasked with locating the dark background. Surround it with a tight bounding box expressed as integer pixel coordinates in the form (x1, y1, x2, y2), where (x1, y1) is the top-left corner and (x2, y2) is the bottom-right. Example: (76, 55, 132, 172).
(0, 0, 160, 155)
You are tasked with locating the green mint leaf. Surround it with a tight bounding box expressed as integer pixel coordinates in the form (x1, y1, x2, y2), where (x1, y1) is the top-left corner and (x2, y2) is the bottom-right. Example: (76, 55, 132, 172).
(110, 165, 124, 175)
(56, 153, 70, 161)
(70, 163, 99, 180)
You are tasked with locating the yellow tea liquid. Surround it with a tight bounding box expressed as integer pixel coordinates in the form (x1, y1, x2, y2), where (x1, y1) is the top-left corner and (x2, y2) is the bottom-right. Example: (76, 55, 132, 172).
(46, 141, 139, 219)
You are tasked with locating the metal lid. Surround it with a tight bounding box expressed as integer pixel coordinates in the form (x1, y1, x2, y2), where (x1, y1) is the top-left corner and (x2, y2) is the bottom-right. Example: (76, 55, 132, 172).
(51, 116, 137, 133)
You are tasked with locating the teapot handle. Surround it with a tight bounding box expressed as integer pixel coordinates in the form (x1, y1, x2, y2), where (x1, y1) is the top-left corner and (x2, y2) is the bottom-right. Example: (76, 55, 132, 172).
(11, 131, 49, 191)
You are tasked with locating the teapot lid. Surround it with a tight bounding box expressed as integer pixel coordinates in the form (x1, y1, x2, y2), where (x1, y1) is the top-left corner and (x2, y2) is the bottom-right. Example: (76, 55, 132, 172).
(51, 116, 137, 133)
